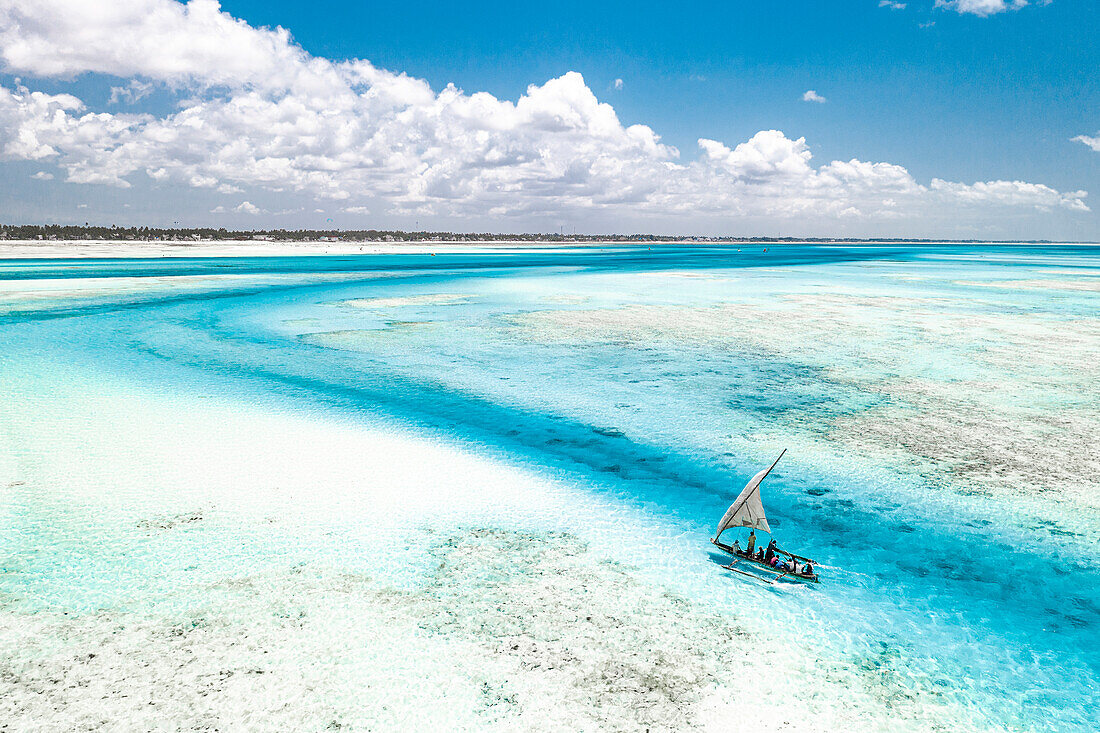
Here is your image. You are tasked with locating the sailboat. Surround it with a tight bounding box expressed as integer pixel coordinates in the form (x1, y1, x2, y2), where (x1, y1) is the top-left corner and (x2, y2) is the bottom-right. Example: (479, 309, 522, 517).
(711, 449, 820, 583)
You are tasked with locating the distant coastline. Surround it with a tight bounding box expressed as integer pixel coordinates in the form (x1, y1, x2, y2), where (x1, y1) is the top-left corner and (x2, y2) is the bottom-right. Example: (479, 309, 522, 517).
(1, 235, 1096, 259)
(1, 224, 1090, 246)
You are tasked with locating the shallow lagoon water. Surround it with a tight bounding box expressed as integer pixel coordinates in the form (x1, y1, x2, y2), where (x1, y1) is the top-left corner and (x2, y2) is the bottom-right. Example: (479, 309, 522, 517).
(1, 243, 1098, 730)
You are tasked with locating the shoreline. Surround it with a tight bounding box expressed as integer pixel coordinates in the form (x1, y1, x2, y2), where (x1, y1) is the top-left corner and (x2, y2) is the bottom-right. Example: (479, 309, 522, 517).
(0, 238, 1097, 259)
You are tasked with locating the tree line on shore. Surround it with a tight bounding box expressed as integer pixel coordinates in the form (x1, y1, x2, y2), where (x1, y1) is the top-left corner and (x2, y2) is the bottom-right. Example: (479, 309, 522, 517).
(0, 223, 1049, 244)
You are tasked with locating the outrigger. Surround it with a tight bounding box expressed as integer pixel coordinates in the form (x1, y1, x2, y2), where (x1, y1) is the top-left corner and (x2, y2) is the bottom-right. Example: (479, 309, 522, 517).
(711, 449, 820, 584)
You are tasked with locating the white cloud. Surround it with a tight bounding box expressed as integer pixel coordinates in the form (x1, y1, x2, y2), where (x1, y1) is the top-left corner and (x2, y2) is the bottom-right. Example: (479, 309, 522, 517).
(613, 78, 623, 90)
(109, 79, 154, 105)
(1072, 133, 1100, 153)
(930, 179, 1088, 212)
(935, 0, 1031, 17)
(0, 0, 330, 92)
(0, 84, 84, 160)
(802, 90, 827, 104)
(210, 200, 263, 214)
(879, 1, 907, 9)
(31, 170, 53, 179)
(698, 131, 813, 181)
(0, 0, 1088, 229)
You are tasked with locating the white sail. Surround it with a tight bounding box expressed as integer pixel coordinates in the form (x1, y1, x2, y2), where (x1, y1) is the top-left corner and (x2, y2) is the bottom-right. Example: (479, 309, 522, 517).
(715, 450, 785, 538)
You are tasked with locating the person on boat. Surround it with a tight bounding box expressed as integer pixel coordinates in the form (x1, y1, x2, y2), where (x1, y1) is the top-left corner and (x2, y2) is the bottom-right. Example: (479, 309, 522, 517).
(756, 548, 765, 561)
(764, 540, 777, 564)
(745, 530, 756, 556)
(801, 562, 814, 577)
(732, 540, 742, 555)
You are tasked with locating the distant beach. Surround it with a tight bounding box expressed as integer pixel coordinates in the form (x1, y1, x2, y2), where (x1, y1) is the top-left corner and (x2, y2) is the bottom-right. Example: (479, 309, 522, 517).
(1, 238, 1095, 259)
(0, 239, 554, 259)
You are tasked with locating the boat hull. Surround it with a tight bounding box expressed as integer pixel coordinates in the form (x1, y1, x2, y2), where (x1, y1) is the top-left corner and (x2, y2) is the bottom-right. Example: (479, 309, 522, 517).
(712, 539, 820, 583)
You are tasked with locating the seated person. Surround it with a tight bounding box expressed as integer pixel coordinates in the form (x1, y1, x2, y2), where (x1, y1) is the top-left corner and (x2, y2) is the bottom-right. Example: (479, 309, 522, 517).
(732, 540, 743, 555)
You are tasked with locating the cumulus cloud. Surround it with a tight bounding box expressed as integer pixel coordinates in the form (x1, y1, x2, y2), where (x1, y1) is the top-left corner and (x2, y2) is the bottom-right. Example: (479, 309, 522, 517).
(31, 170, 53, 179)
(930, 179, 1088, 212)
(1072, 133, 1100, 153)
(0, 0, 329, 91)
(802, 90, 827, 103)
(613, 78, 623, 90)
(935, 0, 1031, 17)
(879, 1, 907, 9)
(108, 79, 154, 105)
(681, 133, 928, 218)
(0, 0, 1088, 227)
(212, 200, 262, 214)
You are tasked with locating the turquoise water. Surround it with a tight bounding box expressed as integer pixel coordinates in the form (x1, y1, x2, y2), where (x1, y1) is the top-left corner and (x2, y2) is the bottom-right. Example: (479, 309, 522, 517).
(2, 243, 1098, 730)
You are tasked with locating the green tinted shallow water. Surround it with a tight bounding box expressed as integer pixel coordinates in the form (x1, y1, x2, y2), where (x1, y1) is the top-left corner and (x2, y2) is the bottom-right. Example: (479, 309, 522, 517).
(1, 243, 1098, 730)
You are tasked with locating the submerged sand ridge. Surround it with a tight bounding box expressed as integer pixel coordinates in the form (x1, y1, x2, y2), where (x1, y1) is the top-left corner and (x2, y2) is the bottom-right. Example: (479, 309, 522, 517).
(505, 293, 1100, 523)
(336, 293, 474, 309)
(0, 272, 389, 318)
(0, 527, 999, 732)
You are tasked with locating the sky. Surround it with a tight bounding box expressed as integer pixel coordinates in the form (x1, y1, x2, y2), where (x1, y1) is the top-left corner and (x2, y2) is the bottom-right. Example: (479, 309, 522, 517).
(0, 0, 1097, 239)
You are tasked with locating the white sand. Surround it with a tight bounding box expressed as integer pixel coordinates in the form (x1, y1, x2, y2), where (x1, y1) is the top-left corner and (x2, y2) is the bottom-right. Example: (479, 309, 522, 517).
(337, 293, 474, 308)
(0, 354, 1001, 732)
(0, 239, 639, 259)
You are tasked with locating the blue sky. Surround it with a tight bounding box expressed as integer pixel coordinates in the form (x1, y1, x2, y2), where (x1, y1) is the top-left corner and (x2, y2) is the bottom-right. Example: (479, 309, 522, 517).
(221, 0, 1097, 181)
(0, 0, 1097, 238)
